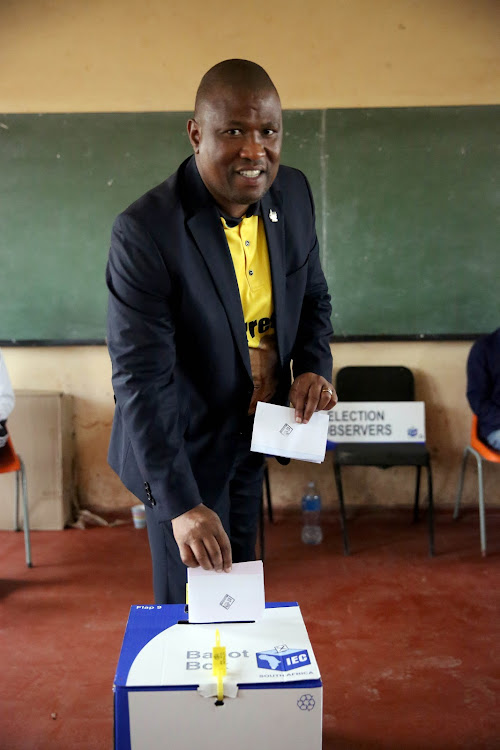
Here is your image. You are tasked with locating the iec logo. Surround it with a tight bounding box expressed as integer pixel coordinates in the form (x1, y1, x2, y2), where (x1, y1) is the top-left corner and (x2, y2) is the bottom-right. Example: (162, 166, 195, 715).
(256, 648, 311, 672)
(297, 693, 316, 711)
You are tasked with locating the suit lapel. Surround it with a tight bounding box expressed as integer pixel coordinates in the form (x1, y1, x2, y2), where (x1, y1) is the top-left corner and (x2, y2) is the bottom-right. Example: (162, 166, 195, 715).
(187, 205, 252, 381)
(261, 189, 286, 366)
(180, 158, 252, 379)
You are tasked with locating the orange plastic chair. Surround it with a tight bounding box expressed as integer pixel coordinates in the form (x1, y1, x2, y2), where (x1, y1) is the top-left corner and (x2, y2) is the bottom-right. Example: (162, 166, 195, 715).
(0, 435, 32, 566)
(454, 415, 500, 556)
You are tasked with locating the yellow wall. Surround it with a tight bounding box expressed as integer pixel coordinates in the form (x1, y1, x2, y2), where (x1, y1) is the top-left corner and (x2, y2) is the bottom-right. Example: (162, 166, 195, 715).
(1, 0, 499, 513)
(1, 0, 499, 110)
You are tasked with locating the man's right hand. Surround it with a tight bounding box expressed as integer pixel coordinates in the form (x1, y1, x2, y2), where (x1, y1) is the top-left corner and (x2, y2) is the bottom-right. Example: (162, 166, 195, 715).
(171, 504, 232, 573)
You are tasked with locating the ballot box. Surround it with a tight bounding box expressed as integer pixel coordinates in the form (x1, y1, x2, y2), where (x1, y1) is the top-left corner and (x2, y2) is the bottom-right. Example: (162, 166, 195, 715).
(114, 602, 322, 750)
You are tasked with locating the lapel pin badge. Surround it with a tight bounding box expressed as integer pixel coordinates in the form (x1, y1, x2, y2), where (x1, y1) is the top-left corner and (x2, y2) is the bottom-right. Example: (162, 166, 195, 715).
(269, 209, 278, 223)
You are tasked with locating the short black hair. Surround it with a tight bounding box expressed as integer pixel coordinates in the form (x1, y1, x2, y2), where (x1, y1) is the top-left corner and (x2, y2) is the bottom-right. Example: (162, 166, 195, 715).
(194, 59, 279, 118)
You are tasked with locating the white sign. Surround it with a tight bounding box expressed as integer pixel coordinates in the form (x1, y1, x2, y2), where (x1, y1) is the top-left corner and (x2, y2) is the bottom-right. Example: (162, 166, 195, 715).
(327, 401, 426, 444)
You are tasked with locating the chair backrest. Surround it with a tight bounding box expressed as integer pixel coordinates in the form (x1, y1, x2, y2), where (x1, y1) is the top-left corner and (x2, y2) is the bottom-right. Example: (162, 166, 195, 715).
(335, 366, 415, 402)
(0, 435, 21, 473)
(470, 415, 500, 463)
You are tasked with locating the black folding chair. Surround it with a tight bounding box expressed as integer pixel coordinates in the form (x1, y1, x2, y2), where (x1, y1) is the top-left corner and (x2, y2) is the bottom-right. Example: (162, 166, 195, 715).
(331, 366, 434, 556)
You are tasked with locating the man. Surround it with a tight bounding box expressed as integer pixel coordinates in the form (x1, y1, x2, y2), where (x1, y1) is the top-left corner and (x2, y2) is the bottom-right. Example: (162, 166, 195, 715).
(466, 328, 500, 450)
(106, 59, 337, 604)
(0, 349, 15, 449)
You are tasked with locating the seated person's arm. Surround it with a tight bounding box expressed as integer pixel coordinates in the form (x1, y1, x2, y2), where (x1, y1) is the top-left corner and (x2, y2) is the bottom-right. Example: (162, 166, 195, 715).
(0, 353, 15, 433)
(467, 340, 500, 431)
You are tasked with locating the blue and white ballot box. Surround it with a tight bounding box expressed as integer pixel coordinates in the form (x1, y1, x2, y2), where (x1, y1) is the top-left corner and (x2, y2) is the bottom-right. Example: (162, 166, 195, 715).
(114, 602, 322, 750)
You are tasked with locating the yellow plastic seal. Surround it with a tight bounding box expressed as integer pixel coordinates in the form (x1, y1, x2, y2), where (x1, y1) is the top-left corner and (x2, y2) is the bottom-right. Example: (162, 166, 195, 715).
(212, 629, 227, 702)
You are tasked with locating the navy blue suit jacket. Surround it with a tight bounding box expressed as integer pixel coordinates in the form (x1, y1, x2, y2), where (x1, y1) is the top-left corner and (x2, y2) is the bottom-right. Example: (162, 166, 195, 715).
(106, 156, 333, 522)
(467, 328, 500, 442)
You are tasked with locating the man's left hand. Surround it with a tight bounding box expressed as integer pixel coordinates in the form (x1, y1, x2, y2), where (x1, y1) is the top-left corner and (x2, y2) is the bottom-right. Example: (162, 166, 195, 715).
(289, 373, 338, 424)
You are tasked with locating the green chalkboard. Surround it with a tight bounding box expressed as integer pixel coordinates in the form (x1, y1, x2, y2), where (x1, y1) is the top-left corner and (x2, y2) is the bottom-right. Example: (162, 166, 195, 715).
(0, 106, 498, 342)
(1, 113, 191, 342)
(324, 107, 500, 337)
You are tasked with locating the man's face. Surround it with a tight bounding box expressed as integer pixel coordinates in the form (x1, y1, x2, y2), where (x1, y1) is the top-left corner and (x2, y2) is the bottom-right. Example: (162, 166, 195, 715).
(187, 86, 282, 217)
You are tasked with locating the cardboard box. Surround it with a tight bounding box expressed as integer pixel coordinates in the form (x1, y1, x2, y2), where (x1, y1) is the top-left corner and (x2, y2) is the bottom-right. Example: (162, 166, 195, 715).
(0, 390, 74, 530)
(114, 602, 322, 750)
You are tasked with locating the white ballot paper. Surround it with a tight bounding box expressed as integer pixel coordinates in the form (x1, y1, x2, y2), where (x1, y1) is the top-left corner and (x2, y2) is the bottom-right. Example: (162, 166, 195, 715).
(251, 402, 329, 463)
(187, 560, 265, 624)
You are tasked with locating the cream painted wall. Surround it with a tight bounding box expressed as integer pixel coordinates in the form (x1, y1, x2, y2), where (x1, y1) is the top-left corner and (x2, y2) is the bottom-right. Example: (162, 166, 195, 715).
(3, 342, 499, 513)
(1, 0, 499, 110)
(1, 0, 499, 514)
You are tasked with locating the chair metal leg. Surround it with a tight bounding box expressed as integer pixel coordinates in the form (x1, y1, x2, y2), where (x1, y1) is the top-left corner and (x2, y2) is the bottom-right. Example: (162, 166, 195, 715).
(474, 453, 487, 557)
(454, 446, 487, 556)
(333, 459, 350, 555)
(413, 465, 421, 522)
(14, 467, 21, 531)
(264, 463, 274, 524)
(426, 461, 434, 557)
(454, 447, 470, 519)
(19, 459, 32, 567)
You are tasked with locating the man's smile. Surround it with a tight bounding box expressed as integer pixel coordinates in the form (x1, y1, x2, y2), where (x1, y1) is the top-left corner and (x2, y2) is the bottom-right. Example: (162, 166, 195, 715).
(235, 168, 265, 181)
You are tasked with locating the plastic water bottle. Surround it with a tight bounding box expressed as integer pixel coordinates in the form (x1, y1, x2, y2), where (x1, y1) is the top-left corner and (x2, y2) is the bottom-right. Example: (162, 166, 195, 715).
(301, 481, 323, 545)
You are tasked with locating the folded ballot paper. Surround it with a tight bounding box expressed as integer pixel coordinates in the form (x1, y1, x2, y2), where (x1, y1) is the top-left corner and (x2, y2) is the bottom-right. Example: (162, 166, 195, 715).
(250, 402, 329, 463)
(187, 561, 265, 624)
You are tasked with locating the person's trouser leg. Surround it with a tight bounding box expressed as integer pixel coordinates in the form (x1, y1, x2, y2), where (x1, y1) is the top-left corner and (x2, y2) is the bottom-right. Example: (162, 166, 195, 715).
(145, 506, 188, 605)
(228, 442, 264, 563)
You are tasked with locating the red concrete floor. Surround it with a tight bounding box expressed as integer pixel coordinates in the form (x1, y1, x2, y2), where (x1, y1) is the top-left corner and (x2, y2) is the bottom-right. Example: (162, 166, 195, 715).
(1, 508, 499, 750)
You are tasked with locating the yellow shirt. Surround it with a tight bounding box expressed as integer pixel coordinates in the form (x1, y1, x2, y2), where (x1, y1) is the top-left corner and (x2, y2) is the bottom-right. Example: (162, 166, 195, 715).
(222, 214, 278, 414)
(221, 214, 275, 348)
